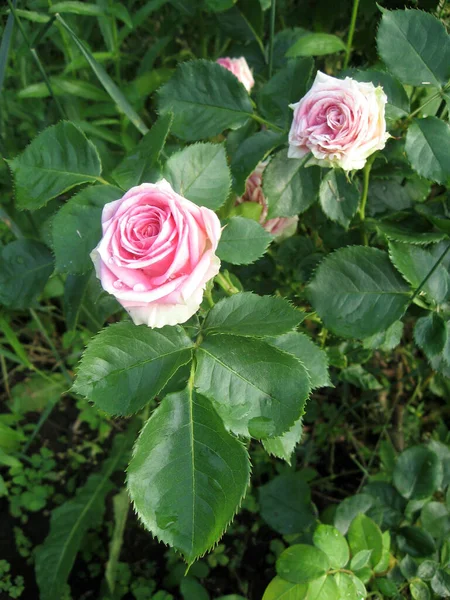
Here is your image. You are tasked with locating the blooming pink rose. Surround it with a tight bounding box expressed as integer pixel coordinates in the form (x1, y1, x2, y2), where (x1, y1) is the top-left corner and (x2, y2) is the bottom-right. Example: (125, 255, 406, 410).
(91, 180, 221, 328)
(216, 57, 255, 93)
(288, 71, 389, 171)
(236, 161, 298, 241)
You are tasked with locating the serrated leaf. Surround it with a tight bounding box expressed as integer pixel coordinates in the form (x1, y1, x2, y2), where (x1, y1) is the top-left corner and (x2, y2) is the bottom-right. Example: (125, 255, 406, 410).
(376, 220, 448, 245)
(263, 150, 321, 218)
(259, 472, 316, 535)
(319, 170, 359, 229)
(112, 113, 172, 189)
(348, 514, 383, 568)
(217, 216, 272, 265)
(362, 320, 404, 351)
(269, 332, 331, 389)
(307, 246, 410, 339)
(127, 387, 250, 564)
(35, 428, 136, 600)
(52, 185, 123, 274)
(414, 313, 447, 360)
(195, 334, 310, 438)
(164, 142, 230, 210)
(6, 121, 101, 210)
(158, 60, 253, 141)
(73, 322, 194, 415)
(262, 417, 303, 464)
(231, 131, 285, 196)
(388, 241, 450, 304)
(313, 525, 349, 569)
(377, 9, 450, 88)
(0, 240, 54, 309)
(276, 544, 330, 584)
(405, 118, 450, 185)
(203, 292, 303, 337)
(258, 57, 313, 130)
(286, 33, 345, 57)
(393, 446, 443, 500)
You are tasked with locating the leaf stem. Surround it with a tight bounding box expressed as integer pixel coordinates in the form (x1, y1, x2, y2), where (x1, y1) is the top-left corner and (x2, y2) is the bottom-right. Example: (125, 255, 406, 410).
(410, 242, 450, 304)
(268, 0, 276, 78)
(358, 156, 374, 245)
(343, 0, 360, 69)
(250, 113, 284, 133)
(215, 272, 240, 296)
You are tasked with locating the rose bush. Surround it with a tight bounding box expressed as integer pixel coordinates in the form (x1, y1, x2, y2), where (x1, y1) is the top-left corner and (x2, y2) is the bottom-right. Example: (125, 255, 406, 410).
(288, 71, 389, 170)
(91, 180, 221, 328)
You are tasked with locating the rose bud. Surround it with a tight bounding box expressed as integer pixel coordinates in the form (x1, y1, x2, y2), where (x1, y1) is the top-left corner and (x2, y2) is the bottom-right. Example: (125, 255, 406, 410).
(216, 56, 255, 93)
(236, 161, 298, 241)
(91, 180, 221, 328)
(288, 71, 389, 171)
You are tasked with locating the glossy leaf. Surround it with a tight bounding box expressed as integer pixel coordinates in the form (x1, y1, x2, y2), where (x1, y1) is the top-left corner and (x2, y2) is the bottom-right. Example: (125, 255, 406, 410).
(158, 60, 253, 140)
(203, 293, 303, 337)
(263, 150, 321, 218)
(112, 113, 172, 189)
(393, 446, 443, 500)
(286, 33, 345, 57)
(313, 525, 349, 569)
(276, 544, 330, 584)
(195, 334, 310, 438)
(217, 217, 272, 265)
(307, 247, 410, 338)
(319, 170, 359, 229)
(405, 118, 450, 184)
(127, 387, 250, 564)
(262, 577, 307, 600)
(6, 122, 101, 210)
(348, 514, 383, 568)
(0, 240, 54, 309)
(377, 9, 450, 88)
(73, 322, 194, 415)
(52, 185, 123, 274)
(164, 142, 231, 210)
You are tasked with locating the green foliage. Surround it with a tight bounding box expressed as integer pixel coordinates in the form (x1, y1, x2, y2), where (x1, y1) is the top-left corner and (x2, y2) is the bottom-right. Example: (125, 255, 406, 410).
(216, 216, 273, 265)
(405, 118, 450, 184)
(319, 170, 360, 229)
(127, 387, 250, 564)
(286, 33, 346, 57)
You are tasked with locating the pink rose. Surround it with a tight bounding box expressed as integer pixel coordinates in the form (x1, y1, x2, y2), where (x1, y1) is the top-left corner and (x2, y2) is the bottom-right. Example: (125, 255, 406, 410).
(91, 180, 221, 328)
(288, 71, 389, 171)
(236, 161, 298, 241)
(216, 57, 255, 93)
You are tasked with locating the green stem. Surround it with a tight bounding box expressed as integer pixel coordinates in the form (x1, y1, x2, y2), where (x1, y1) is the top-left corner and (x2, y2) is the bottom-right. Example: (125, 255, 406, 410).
(215, 272, 240, 296)
(344, 0, 360, 69)
(250, 113, 284, 133)
(6, 0, 66, 119)
(358, 156, 374, 245)
(268, 0, 276, 78)
(407, 82, 450, 120)
(410, 243, 450, 304)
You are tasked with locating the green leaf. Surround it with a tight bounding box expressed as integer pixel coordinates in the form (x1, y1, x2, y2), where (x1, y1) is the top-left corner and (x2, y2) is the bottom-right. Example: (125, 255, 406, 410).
(319, 170, 360, 229)
(217, 216, 272, 265)
(55, 15, 148, 135)
(347, 69, 410, 120)
(158, 60, 253, 141)
(421, 502, 450, 539)
(363, 320, 404, 351)
(105, 489, 129, 596)
(306, 576, 340, 600)
(276, 544, 330, 584)
(231, 131, 285, 196)
(350, 550, 373, 571)
(259, 473, 316, 535)
(164, 142, 231, 210)
(180, 577, 210, 600)
(6, 122, 101, 210)
(0, 240, 54, 309)
(377, 9, 450, 88)
(35, 428, 136, 600)
(262, 417, 303, 465)
(332, 573, 364, 600)
(348, 514, 383, 568)
(431, 569, 450, 597)
(52, 185, 123, 274)
(376, 220, 448, 246)
(313, 525, 349, 569)
(127, 387, 250, 564)
(414, 313, 447, 360)
(286, 33, 345, 57)
(269, 332, 331, 389)
(18, 77, 109, 101)
(410, 580, 431, 600)
(49, 1, 105, 15)
(307, 246, 410, 339)
(195, 334, 310, 438)
(203, 293, 303, 337)
(262, 577, 307, 600)
(405, 118, 450, 185)
(73, 322, 194, 415)
(112, 113, 172, 189)
(388, 241, 450, 304)
(334, 494, 375, 534)
(393, 446, 443, 500)
(397, 526, 436, 558)
(263, 150, 321, 218)
(258, 58, 314, 129)
(10, 374, 65, 415)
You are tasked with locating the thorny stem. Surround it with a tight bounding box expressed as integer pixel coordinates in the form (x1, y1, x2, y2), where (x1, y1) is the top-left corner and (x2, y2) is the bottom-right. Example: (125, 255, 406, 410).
(344, 0, 360, 69)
